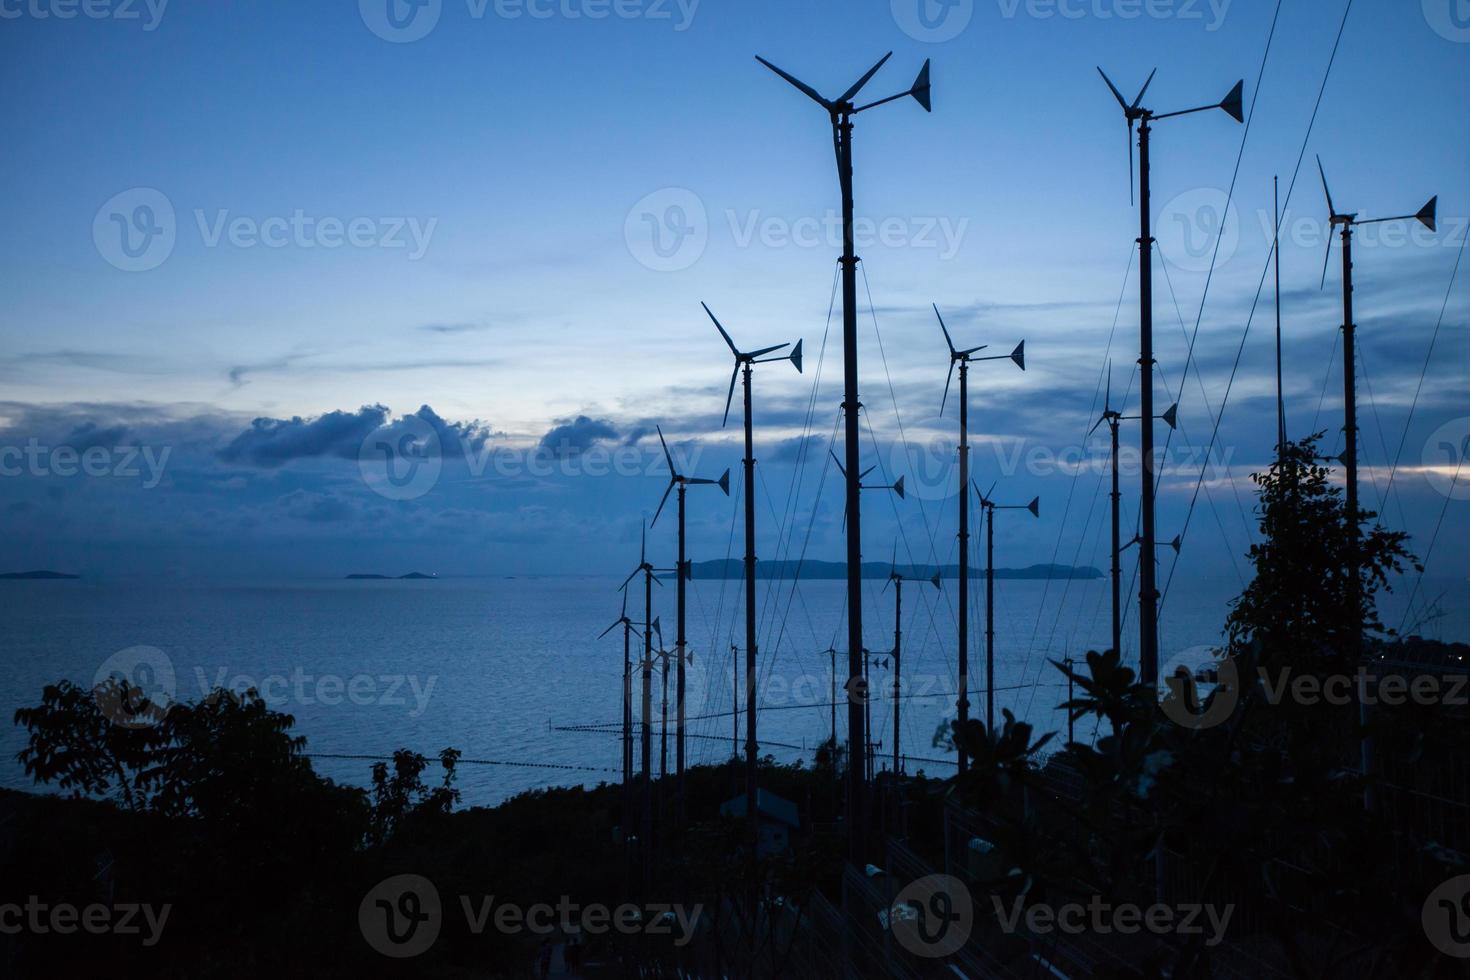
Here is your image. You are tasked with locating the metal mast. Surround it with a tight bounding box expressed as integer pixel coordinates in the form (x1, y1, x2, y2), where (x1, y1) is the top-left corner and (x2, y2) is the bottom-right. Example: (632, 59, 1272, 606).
(758, 51, 929, 865)
(1097, 67, 1243, 687)
(934, 305, 1023, 766)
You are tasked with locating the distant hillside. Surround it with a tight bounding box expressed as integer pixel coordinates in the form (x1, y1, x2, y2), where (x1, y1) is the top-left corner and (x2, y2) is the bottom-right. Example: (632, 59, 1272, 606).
(0, 570, 80, 580)
(345, 572, 438, 580)
(688, 560, 1102, 581)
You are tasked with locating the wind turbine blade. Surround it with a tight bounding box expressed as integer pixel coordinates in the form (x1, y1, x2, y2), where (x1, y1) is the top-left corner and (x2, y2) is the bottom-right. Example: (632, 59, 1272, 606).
(748, 342, 790, 359)
(640, 520, 647, 566)
(1316, 155, 1336, 218)
(829, 450, 846, 478)
(789, 339, 803, 374)
(839, 51, 892, 104)
(1130, 68, 1157, 110)
(619, 567, 639, 591)
(1097, 67, 1129, 110)
(703, 302, 739, 355)
(1010, 341, 1026, 371)
(940, 360, 955, 417)
(651, 481, 674, 528)
(1219, 80, 1244, 123)
(755, 56, 832, 110)
(933, 304, 958, 355)
(1319, 234, 1334, 291)
(722, 364, 740, 427)
(1089, 412, 1108, 436)
(858, 466, 875, 481)
(910, 59, 932, 113)
(656, 424, 677, 477)
(1105, 362, 1113, 413)
(599, 619, 621, 639)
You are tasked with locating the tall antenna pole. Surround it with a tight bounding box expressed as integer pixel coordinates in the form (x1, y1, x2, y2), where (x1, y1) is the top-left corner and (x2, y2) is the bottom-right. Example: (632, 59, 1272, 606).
(1097, 66, 1243, 687)
(759, 52, 930, 866)
(1274, 175, 1286, 455)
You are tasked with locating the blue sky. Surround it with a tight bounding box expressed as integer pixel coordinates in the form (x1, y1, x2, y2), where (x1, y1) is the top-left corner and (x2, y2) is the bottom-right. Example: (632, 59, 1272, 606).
(0, 0, 1467, 630)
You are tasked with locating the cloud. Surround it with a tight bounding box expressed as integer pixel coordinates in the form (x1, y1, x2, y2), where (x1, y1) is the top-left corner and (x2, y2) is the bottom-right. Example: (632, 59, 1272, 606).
(538, 415, 620, 458)
(218, 405, 391, 467)
(417, 322, 487, 335)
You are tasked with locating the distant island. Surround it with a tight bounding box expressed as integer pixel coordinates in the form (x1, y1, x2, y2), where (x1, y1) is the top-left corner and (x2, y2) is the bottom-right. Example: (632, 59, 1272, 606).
(345, 572, 439, 580)
(688, 560, 1102, 581)
(0, 570, 80, 580)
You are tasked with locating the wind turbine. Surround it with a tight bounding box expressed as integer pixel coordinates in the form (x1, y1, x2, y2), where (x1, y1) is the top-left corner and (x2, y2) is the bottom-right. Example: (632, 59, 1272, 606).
(597, 594, 641, 846)
(1315, 154, 1436, 808)
(974, 482, 1040, 732)
(1091, 368, 1177, 660)
(881, 549, 941, 778)
(1097, 66, 1243, 691)
(934, 304, 1025, 773)
(704, 302, 800, 848)
(651, 424, 729, 819)
(1315, 155, 1436, 647)
(618, 521, 661, 888)
(758, 51, 930, 864)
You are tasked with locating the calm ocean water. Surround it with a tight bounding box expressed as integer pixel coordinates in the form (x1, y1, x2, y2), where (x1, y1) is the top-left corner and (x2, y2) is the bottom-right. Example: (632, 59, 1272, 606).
(3, 574, 1464, 807)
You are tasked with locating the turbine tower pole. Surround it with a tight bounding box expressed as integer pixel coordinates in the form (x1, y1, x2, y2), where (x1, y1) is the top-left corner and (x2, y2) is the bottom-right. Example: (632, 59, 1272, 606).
(956, 358, 971, 770)
(1136, 113, 1160, 691)
(757, 52, 929, 865)
(1109, 411, 1122, 658)
(740, 359, 758, 846)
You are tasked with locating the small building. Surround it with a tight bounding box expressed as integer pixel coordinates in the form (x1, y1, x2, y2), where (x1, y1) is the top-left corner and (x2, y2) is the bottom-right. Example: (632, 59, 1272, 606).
(720, 789, 800, 856)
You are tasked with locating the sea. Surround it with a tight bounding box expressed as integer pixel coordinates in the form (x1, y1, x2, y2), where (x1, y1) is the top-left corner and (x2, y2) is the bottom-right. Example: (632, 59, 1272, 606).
(3, 574, 1465, 808)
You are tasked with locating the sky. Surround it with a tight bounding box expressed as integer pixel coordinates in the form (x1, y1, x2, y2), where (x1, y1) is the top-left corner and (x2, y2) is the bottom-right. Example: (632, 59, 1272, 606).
(0, 0, 1467, 628)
